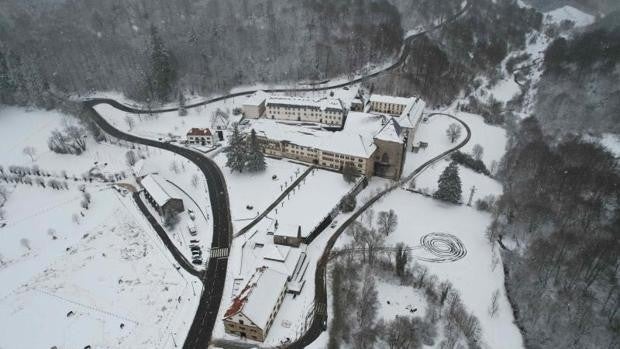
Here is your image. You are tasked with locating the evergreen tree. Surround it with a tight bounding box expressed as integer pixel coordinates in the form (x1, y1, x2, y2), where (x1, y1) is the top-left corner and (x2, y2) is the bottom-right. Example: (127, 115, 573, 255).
(245, 129, 266, 172)
(433, 161, 462, 204)
(225, 122, 246, 173)
(149, 25, 176, 102)
(178, 91, 187, 116)
(0, 50, 16, 103)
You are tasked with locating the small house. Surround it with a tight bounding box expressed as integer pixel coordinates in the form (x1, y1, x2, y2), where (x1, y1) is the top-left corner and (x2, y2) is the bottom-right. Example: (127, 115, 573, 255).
(140, 174, 184, 217)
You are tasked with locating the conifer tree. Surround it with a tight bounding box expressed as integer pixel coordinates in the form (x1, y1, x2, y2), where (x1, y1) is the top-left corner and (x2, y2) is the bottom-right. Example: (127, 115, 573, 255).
(433, 161, 462, 204)
(225, 122, 246, 173)
(178, 91, 187, 116)
(245, 129, 266, 172)
(149, 25, 176, 102)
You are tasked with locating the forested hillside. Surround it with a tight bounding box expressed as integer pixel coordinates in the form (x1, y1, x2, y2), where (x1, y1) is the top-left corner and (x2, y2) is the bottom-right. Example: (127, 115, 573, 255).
(526, 0, 620, 13)
(370, 0, 542, 104)
(493, 117, 620, 348)
(535, 12, 620, 136)
(0, 0, 402, 106)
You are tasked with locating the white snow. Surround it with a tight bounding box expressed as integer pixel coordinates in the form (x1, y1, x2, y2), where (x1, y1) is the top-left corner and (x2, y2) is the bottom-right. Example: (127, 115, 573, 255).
(545, 5, 595, 27)
(271, 168, 354, 237)
(0, 107, 203, 348)
(369, 191, 523, 349)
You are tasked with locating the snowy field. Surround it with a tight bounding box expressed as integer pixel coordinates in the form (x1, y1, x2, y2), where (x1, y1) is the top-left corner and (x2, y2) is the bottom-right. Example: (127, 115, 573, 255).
(94, 100, 242, 141)
(370, 191, 522, 348)
(212, 152, 305, 229)
(0, 107, 202, 348)
(271, 168, 354, 237)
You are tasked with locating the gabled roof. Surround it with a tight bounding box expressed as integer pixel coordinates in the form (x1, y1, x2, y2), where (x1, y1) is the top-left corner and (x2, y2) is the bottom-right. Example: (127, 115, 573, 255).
(141, 174, 176, 206)
(243, 90, 269, 107)
(374, 118, 404, 144)
(187, 128, 212, 136)
(266, 96, 343, 112)
(223, 267, 288, 330)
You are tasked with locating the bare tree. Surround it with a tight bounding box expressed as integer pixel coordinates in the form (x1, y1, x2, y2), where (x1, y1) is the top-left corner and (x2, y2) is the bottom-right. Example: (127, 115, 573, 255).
(22, 146, 37, 162)
(489, 289, 500, 317)
(472, 144, 484, 160)
(169, 160, 180, 174)
(47, 228, 58, 240)
(124, 115, 136, 130)
(20, 238, 31, 251)
(191, 173, 200, 188)
(394, 242, 409, 278)
(446, 123, 462, 143)
(125, 150, 137, 166)
(0, 185, 8, 206)
(376, 209, 398, 236)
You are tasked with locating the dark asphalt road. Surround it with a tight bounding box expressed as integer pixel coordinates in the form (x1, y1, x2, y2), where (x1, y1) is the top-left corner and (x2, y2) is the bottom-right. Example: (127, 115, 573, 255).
(83, 101, 232, 349)
(132, 192, 201, 277)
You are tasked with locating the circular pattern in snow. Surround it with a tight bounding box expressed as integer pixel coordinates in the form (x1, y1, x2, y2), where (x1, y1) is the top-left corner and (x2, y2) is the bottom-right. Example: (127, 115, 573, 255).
(418, 233, 467, 263)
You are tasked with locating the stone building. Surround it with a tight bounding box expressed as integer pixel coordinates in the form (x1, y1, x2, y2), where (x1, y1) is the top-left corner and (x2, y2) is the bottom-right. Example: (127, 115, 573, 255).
(140, 174, 184, 217)
(223, 267, 288, 342)
(186, 128, 215, 147)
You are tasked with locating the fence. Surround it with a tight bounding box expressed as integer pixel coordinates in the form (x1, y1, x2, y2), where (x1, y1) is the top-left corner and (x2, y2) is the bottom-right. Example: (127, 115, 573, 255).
(303, 176, 368, 244)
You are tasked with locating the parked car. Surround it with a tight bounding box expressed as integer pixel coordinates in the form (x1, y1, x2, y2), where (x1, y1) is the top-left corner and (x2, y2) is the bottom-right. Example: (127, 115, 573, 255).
(330, 220, 338, 228)
(187, 209, 196, 220)
(192, 259, 202, 265)
(190, 239, 199, 244)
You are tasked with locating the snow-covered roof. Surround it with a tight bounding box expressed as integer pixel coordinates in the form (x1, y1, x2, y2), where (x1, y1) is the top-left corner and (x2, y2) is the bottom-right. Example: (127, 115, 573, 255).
(242, 90, 269, 107)
(263, 244, 291, 262)
(369, 94, 414, 106)
(266, 96, 343, 112)
(224, 267, 288, 329)
(187, 128, 212, 136)
(396, 97, 426, 129)
(141, 175, 176, 206)
(250, 112, 380, 158)
(374, 118, 404, 143)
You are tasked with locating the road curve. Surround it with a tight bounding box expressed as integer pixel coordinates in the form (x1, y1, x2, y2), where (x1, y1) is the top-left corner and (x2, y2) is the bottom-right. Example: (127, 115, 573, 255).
(82, 101, 232, 349)
(286, 112, 471, 348)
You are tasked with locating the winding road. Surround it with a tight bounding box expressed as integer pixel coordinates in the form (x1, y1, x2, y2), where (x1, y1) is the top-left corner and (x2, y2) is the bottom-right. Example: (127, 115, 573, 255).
(82, 102, 232, 349)
(78, 2, 472, 347)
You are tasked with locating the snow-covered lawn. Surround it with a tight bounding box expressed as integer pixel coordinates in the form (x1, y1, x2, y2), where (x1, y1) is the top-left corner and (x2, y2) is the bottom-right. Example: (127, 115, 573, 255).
(0, 107, 202, 348)
(367, 190, 521, 348)
(212, 152, 305, 227)
(94, 100, 242, 141)
(272, 168, 354, 237)
(0, 186, 200, 349)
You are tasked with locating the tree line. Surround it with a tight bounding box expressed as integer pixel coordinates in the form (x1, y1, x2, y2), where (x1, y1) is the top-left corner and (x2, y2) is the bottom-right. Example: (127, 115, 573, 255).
(491, 116, 620, 349)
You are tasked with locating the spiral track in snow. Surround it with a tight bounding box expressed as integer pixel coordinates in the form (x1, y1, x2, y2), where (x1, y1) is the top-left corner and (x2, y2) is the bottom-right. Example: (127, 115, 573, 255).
(417, 233, 467, 263)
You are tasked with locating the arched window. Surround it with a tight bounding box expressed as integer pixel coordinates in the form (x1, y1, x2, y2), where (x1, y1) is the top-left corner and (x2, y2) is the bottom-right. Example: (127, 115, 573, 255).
(381, 153, 390, 163)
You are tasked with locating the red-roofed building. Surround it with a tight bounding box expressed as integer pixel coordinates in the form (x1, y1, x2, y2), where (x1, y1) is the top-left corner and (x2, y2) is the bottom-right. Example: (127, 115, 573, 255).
(186, 128, 215, 147)
(222, 267, 288, 342)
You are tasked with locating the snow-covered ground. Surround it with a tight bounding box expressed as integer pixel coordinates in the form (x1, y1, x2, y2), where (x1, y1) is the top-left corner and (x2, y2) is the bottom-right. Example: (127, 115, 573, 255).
(271, 169, 354, 238)
(0, 107, 202, 348)
(545, 5, 595, 27)
(370, 191, 521, 349)
(329, 107, 519, 348)
(212, 152, 305, 228)
(212, 168, 385, 346)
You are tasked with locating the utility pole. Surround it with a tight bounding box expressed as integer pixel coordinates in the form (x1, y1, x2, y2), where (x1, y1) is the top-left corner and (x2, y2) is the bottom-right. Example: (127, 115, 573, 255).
(467, 185, 477, 206)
